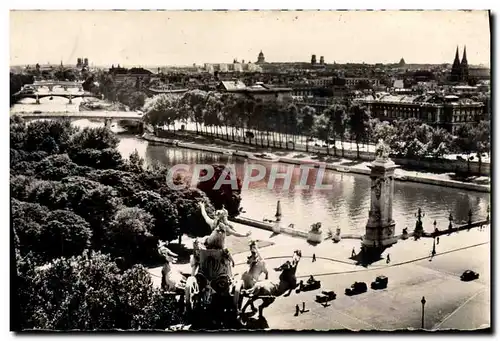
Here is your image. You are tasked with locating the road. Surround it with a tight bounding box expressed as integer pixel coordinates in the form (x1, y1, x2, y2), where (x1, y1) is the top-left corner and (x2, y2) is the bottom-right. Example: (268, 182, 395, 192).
(148, 223, 490, 331)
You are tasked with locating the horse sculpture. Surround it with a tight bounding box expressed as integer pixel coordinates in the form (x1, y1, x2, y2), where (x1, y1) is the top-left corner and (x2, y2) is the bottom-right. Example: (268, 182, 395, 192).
(240, 250, 302, 319)
(233, 241, 269, 313)
(158, 241, 186, 293)
(189, 239, 201, 276)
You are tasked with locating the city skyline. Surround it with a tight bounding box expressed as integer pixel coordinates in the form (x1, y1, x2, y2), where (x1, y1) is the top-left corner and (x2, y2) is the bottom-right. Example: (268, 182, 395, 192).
(10, 10, 491, 67)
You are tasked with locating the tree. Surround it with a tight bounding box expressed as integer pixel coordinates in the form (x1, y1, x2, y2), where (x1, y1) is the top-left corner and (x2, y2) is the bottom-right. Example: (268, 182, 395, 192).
(22, 119, 76, 154)
(332, 104, 349, 157)
(144, 94, 180, 133)
(69, 127, 119, 151)
(220, 94, 238, 140)
(204, 93, 224, 137)
(285, 104, 300, 148)
(11, 199, 92, 263)
(454, 124, 476, 174)
(16, 251, 183, 330)
(315, 113, 332, 155)
(161, 187, 214, 238)
(41, 210, 92, 261)
(348, 104, 371, 158)
(179, 90, 208, 134)
(298, 106, 316, 152)
(370, 119, 398, 150)
(196, 164, 242, 217)
(474, 121, 490, 175)
(105, 207, 158, 264)
(33, 154, 90, 181)
(125, 191, 180, 243)
(87, 168, 142, 198)
(428, 128, 453, 159)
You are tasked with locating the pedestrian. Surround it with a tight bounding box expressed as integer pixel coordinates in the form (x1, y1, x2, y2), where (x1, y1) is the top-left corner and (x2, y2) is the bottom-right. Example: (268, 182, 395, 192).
(386, 254, 391, 264)
(351, 247, 356, 258)
(437, 237, 440, 245)
(295, 304, 300, 316)
(312, 253, 316, 262)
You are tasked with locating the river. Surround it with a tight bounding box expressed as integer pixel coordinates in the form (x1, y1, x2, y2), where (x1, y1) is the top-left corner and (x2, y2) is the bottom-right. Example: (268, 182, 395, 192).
(11, 95, 491, 235)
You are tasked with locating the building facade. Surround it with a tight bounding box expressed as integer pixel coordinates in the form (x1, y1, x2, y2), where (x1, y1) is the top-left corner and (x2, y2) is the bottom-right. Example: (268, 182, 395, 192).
(356, 93, 485, 134)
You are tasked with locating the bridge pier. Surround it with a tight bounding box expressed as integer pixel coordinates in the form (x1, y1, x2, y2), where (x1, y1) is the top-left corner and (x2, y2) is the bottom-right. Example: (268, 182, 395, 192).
(78, 86, 83, 92)
(35, 95, 40, 104)
(68, 95, 73, 104)
(104, 118, 112, 128)
(48, 85, 54, 92)
(63, 86, 68, 92)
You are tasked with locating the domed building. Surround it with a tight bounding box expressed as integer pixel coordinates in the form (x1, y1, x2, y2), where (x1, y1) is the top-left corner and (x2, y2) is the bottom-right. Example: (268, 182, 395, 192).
(256, 50, 266, 64)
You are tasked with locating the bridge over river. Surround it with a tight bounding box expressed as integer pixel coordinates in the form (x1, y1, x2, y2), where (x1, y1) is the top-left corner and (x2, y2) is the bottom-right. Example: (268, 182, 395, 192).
(14, 92, 94, 104)
(12, 111, 145, 128)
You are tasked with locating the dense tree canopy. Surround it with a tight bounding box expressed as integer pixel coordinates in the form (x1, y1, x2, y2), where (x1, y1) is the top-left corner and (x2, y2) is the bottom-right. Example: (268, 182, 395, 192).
(11, 117, 221, 330)
(16, 251, 183, 330)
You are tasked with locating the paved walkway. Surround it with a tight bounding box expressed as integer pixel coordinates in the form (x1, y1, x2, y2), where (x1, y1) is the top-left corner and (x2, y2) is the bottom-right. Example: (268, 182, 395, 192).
(148, 222, 490, 330)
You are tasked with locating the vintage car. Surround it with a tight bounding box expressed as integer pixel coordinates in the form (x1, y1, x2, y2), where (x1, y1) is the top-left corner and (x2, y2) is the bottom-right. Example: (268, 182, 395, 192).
(371, 275, 388, 290)
(345, 281, 368, 296)
(296, 276, 321, 293)
(460, 270, 479, 282)
(315, 290, 336, 303)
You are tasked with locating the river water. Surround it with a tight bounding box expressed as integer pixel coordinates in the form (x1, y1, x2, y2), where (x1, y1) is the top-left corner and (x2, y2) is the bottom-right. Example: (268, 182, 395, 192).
(11, 95, 490, 235)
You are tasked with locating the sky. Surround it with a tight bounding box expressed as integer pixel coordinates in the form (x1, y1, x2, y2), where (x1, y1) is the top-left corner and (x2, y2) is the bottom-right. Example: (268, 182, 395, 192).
(10, 10, 491, 67)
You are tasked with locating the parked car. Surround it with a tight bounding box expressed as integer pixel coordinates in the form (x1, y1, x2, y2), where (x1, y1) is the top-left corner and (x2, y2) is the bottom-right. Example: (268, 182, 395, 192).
(460, 270, 479, 282)
(345, 281, 368, 296)
(371, 275, 388, 290)
(316, 290, 336, 303)
(296, 276, 321, 293)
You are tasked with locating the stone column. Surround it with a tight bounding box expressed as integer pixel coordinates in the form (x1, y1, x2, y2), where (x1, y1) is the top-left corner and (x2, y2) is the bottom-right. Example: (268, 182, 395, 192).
(362, 157, 399, 252)
(35, 94, 40, 104)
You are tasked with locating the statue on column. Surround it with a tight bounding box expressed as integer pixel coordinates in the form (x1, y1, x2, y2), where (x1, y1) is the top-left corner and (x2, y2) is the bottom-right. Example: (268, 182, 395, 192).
(375, 139, 391, 162)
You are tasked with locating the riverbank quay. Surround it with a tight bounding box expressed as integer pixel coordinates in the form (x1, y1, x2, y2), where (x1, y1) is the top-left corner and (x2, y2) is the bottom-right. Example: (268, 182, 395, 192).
(147, 221, 490, 330)
(142, 133, 490, 193)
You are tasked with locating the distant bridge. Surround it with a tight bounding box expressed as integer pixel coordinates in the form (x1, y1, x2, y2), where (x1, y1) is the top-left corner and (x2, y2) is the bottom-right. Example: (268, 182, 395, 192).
(15, 92, 95, 104)
(30, 81, 85, 92)
(12, 111, 145, 128)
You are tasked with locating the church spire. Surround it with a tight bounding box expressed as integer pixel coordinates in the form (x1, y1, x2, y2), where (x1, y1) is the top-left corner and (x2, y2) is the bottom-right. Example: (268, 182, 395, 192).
(460, 45, 469, 82)
(453, 46, 460, 66)
(461, 45, 468, 65)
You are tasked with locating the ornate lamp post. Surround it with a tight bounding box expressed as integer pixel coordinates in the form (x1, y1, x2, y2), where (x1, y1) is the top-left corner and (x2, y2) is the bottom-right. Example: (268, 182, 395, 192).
(421, 296, 426, 329)
(275, 200, 282, 222)
(414, 208, 424, 238)
(431, 220, 437, 256)
(448, 212, 453, 231)
(433, 220, 438, 236)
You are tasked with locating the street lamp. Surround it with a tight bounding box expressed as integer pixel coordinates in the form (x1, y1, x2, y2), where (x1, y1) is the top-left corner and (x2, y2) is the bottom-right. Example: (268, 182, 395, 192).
(433, 220, 438, 236)
(468, 209, 473, 226)
(421, 296, 426, 329)
(448, 212, 453, 231)
(486, 205, 490, 223)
